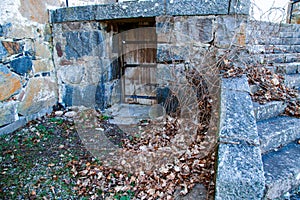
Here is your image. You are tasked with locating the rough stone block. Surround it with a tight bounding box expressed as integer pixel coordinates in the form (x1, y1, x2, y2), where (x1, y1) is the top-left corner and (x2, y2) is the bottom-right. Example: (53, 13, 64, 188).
(219, 89, 259, 145)
(33, 59, 54, 73)
(10, 56, 33, 75)
(221, 75, 250, 92)
(253, 101, 287, 122)
(62, 84, 74, 107)
(0, 102, 17, 127)
(0, 117, 26, 135)
(0, 23, 12, 37)
(263, 142, 300, 199)
(57, 65, 85, 84)
(72, 85, 97, 108)
(35, 41, 51, 59)
(215, 143, 265, 200)
(229, 0, 250, 15)
(257, 116, 300, 154)
(51, 5, 96, 23)
(216, 76, 265, 199)
(0, 65, 22, 101)
(157, 44, 188, 63)
(156, 64, 186, 85)
(50, 1, 165, 23)
(215, 16, 247, 48)
(0, 42, 7, 60)
(1, 41, 24, 55)
(173, 16, 214, 44)
(166, 0, 229, 16)
(18, 77, 57, 116)
(64, 31, 104, 60)
(95, 1, 165, 21)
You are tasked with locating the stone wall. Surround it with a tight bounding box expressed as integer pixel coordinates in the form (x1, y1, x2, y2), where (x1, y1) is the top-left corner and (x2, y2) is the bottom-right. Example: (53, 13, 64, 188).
(52, 21, 121, 109)
(0, 0, 62, 134)
(0, 0, 251, 134)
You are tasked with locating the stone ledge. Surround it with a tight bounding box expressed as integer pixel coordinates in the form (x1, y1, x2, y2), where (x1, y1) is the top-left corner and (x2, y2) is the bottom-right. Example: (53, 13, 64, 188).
(50, 0, 250, 24)
(215, 76, 265, 199)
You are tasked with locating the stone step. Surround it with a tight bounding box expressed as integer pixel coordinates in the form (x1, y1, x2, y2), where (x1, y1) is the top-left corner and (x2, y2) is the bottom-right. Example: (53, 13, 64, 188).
(269, 62, 300, 74)
(248, 45, 300, 54)
(257, 116, 300, 154)
(262, 141, 300, 199)
(253, 53, 300, 65)
(249, 37, 300, 46)
(253, 101, 287, 122)
(285, 74, 300, 90)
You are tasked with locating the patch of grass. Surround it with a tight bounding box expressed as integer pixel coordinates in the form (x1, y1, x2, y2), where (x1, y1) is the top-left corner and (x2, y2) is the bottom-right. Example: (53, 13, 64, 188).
(99, 115, 113, 121)
(49, 117, 64, 125)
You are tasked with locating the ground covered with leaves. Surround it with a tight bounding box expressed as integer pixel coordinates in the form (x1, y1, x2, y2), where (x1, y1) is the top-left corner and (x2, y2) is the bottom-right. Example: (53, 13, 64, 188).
(0, 112, 215, 200)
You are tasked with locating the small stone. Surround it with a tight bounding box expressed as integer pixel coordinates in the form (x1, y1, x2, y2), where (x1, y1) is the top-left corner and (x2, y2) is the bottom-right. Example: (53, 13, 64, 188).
(64, 111, 77, 118)
(55, 111, 64, 117)
(95, 127, 104, 131)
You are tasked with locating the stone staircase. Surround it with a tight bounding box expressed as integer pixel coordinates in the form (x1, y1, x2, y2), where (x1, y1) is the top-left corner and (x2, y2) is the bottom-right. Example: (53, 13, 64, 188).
(249, 22, 300, 199)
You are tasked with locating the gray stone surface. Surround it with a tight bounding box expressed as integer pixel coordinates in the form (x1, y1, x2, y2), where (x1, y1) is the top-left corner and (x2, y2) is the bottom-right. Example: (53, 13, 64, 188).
(0, 117, 26, 135)
(215, 16, 247, 48)
(0, 64, 22, 101)
(216, 77, 265, 199)
(50, 0, 237, 23)
(263, 141, 300, 199)
(0, 102, 17, 127)
(285, 74, 300, 89)
(57, 65, 84, 84)
(50, 1, 165, 23)
(175, 184, 207, 200)
(18, 77, 57, 116)
(157, 44, 188, 63)
(216, 143, 265, 200)
(229, 0, 250, 15)
(71, 85, 97, 108)
(219, 76, 259, 145)
(172, 16, 214, 44)
(166, 0, 229, 16)
(10, 56, 33, 75)
(221, 75, 250, 92)
(253, 101, 287, 122)
(63, 31, 104, 59)
(0, 42, 7, 60)
(257, 116, 300, 154)
(275, 62, 300, 74)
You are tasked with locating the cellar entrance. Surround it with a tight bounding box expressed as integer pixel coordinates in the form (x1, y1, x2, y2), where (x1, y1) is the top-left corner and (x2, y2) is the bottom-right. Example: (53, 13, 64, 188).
(118, 18, 158, 105)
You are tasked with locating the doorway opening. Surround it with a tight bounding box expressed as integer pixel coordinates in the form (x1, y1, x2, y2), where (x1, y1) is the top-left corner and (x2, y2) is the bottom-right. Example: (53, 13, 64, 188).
(117, 18, 158, 105)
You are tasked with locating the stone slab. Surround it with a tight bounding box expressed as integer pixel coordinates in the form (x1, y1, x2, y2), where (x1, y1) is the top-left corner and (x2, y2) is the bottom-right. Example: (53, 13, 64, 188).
(50, 1, 165, 23)
(0, 102, 17, 127)
(0, 64, 22, 101)
(166, 0, 229, 16)
(215, 143, 265, 200)
(10, 56, 33, 76)
(50, 0, 235, 23)
(229, 0, 250, 15)
(257, 116, 300, 154)
(219, 76, 259, 145)
(253, 101, 287, 122)
(0, 117, 26, 135)
(263, 141, 300, 199)
(216, 76, 265, 199)
(18, 77, 57, 116)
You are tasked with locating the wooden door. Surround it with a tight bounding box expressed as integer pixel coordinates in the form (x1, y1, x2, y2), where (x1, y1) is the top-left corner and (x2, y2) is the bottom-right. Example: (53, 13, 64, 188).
(120, 23, 157, 105)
